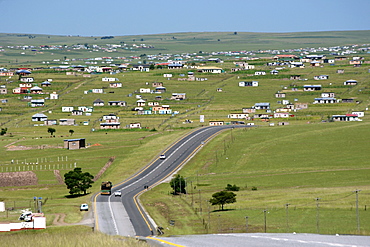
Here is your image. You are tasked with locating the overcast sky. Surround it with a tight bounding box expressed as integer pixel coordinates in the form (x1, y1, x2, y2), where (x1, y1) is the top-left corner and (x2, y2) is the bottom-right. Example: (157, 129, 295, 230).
(1, 0, 369, 36)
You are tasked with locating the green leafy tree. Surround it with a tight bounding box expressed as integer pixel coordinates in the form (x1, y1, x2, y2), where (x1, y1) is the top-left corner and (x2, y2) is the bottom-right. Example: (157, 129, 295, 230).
(225, 184, 240, 191)
(149, 64, 155, 70)
(47, 127, 56, 136)
(170, 174, 186, 194)
(210, 191, 237, 210)
(64, 168, 94, 195)
(0, 128, 7, 136)
(69, 129, 74, 136)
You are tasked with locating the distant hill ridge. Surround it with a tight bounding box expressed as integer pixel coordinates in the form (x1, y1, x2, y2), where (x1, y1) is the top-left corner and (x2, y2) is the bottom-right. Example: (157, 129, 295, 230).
(1, 30, 370, 53)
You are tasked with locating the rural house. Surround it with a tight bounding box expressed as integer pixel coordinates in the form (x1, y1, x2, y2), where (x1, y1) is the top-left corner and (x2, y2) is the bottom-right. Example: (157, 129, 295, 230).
(30, 99, 45, 107)
(275, 92, 286, 98)
(321, 92, 335, 98)
(303, 85, 322, 91)
(50, 92, 59, 99)
(171, 93, 186, 100)
(344, 80, 357, 86)
(108, 101, 126, 106)
(227, 113, 249, 119)
(64, 138, 86, 150)
(197, 66, 223, 73)
(209, 121, 224, 126)
(313, 98, 337, 104)
(93, 99, 104, 106)
(109, 82, 122, 88)
(32, 113, 47, 121)
(253, 103, 270, 110)
(59, 119, 75, 126)
(239, 81, 258, 87)
(129, 123, 141, 129)
(20, 77, 34, 83)
(314, 75, 329, 80)
(331, 114, 361, 122)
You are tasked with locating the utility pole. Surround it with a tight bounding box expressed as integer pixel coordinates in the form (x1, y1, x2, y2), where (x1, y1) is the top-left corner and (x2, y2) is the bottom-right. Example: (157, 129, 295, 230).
(354, 190, 361, 234)
(199, 189, 202, 215)
(191, 181, 194, 208)
(285, 203, 290, 231)
(315, 198, 321, 234)
(245, 216, 249, 232)
(263, 209, 267, 233)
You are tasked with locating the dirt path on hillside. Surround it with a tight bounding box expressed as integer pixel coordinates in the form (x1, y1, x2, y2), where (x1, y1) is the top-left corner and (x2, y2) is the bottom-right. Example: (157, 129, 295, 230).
(52, 213, 68, 226)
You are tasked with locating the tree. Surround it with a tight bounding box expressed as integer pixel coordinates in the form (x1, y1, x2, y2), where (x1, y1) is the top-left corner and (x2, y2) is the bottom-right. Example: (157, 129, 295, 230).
(47, 127, 56, 136)
(225, 184, 240, 191)
(64, 168, 94, 195)
(69, 129, 74, 136)
(0, 128, 7, 136)
(170, 174, 186, 194)
(209, 191, 237, 210)
(149, 64, 155, 70)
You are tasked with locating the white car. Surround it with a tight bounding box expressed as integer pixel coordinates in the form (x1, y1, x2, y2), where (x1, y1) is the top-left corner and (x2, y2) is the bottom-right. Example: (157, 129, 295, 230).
(114, 190, 122, 197)
(160, 154, 166, 159)
(80, 203, 89, 211)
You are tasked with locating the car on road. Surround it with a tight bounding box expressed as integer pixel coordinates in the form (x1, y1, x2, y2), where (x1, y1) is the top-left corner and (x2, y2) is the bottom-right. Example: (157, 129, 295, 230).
(114, 190, 122, 197)
(160, 154, 166, 159)
(80, 203, 89, 211)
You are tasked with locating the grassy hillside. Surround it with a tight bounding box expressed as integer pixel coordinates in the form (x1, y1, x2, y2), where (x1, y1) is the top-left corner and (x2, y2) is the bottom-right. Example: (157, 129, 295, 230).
(141, 122, 370, 235)
(0, 30, 369, 236)
(1, 30, 370, 55)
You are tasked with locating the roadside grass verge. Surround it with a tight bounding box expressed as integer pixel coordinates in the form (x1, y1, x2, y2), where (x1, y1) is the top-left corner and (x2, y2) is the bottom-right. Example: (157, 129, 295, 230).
(1, 225, 149, 247)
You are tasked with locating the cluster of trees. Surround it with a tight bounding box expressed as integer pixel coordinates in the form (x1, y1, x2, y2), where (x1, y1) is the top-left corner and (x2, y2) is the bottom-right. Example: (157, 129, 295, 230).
(47, 128, 74, 136)
(170, 175, 238, 211)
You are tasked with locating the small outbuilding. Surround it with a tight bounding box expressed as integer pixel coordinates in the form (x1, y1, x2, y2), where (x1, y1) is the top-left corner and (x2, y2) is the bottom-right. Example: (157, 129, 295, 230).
(64, 138, 86, 150)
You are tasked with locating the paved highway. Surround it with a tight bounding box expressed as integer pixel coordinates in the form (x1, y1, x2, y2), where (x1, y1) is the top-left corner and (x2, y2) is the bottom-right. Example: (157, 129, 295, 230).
(148, 233, 370, 247)
(94, 125, 246, 237)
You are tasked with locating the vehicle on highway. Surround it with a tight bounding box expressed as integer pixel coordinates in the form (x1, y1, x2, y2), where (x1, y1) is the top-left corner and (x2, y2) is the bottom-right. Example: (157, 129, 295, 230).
(80, 203, 89, 211)
(101, 181, 112, 195)
(159, 154, 166, 159)
(114, 190, 122, 197)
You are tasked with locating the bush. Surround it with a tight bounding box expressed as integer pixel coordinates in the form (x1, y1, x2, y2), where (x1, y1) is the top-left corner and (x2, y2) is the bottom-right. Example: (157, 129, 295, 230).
(251, 186, 258, 191)
(225, 183, 240, 191)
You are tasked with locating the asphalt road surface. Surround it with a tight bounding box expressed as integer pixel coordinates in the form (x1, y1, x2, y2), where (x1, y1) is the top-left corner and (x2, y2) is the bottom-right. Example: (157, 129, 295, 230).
(95, 125, 246, 237)
(147, 233, 370, 247)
